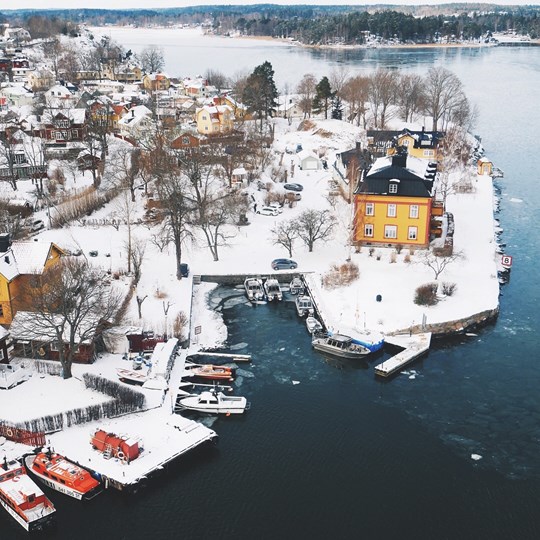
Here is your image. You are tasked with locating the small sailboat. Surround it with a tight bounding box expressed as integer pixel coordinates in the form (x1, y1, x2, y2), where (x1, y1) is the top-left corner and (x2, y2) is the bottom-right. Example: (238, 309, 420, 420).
(24, 450, 102, 501)
(177, 390, 249, 415)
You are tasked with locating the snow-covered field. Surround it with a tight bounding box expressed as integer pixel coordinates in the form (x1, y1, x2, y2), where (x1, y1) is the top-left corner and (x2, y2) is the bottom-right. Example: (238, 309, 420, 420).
(1, 116, 499, 469)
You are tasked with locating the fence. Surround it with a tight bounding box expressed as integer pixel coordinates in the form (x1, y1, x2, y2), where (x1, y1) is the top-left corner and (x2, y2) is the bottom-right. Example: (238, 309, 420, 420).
(0, 423, 46, 447)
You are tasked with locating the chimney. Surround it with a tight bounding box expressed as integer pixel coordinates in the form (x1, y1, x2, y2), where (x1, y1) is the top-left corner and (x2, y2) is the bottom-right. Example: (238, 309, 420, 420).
(391, 154, 407, 168)
(0, 232, 11, 253)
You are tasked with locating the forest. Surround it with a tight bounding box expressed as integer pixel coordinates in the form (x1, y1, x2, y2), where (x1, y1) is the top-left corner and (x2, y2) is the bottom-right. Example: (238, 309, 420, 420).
(1, 4, 540, 42)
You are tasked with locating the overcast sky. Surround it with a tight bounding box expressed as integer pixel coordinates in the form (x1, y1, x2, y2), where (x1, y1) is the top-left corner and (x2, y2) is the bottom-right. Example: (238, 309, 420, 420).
(0, 1, 535, 10)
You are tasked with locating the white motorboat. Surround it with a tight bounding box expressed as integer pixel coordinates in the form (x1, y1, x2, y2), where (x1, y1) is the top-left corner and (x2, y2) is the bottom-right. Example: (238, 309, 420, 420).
(311, 333, 371, 359)
(0, 363, 28, 390)
(289, 277, 304, 295)
(306, 316, 323, 334)
(177, 390, 249, 415)
(244, 278, 264, 302)
(264, 278, 282, 301)
(296, 295, 314, 317)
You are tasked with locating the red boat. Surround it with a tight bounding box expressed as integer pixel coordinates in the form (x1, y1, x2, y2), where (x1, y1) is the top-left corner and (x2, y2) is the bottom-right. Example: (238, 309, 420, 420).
(183, 364, 236, 381)
(24, 450, 102, 501)
(0, 457, 56, 532)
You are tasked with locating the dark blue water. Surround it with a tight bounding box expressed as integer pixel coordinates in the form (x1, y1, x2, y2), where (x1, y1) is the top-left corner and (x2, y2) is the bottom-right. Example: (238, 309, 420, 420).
(3, 45, 540, 539)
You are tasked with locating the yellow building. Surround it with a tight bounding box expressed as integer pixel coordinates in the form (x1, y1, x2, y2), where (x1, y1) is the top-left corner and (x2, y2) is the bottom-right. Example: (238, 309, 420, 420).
(195, 105, 234, 135)
(353, 154, 438, 248)
(142, 73, 171, 92)
(0, 237, 64, 325)
(388, 128, 443, 161)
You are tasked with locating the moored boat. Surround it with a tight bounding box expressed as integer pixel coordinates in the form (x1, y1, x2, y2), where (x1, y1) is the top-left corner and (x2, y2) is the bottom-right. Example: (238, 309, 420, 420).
(244, 278, 264, 302)
(0, 363, 28, 390)
(183, 364, 235, 381)
(263, 278, 282, 301)
(116, 367, 148, 385)
(311, 333, 371, 359)
(24, 450, 102, 501)
(177, 390, 249, 415)
(289, 277, 304, 295)
(0, 457, 56, 532)
(295, 295, 314, 317)
(306, 316, 323, 334)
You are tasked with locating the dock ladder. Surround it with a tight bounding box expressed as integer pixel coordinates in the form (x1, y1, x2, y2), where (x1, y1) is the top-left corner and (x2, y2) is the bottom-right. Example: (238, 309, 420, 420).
(103, 443, 113, 460)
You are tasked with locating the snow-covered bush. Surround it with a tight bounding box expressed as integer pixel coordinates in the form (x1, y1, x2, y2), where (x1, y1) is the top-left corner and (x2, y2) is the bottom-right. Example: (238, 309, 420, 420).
(82, 373, 146, 409)
(414, 283, 439, 306)
(442, 282, 457, 296)
(322, 261, 360, 289)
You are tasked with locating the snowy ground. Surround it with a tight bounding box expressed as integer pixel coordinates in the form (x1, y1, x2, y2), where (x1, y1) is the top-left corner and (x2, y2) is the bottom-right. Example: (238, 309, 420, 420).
(1, 116, 500, 470)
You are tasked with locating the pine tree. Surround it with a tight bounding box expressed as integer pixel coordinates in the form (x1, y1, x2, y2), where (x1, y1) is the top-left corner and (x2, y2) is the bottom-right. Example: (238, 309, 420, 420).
(331, 94, 343, 120)
(242, 61, 279, 127)
(313, 76, 333, 119)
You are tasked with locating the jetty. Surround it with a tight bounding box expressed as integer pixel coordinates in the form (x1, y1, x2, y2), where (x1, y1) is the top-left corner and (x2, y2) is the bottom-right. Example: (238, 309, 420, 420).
(374, 333, 432, 377)
(188, 351, 251, 363)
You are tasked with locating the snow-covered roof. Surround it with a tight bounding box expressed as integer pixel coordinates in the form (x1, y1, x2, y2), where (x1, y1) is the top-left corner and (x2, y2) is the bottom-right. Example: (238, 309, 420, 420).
(0, 241, 57, 282)
(41, 108, 86, 125)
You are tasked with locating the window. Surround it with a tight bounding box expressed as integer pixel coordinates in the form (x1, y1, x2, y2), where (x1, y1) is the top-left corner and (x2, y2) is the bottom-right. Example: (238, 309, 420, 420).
(182, 137, 189, 145)
(14, 153, 26, 164)
(408, 226, 418, 240)
(402, 139, 410, 146)
(202, 115, 207, 120)
(423, 150, 434, 157)
(384, 225, 397, 239)
(389, 183, 398, 194)
(387, 204, 396, 217)
(409, 205, 419, 219)
(54, 131, 63, 140)
(364, 224, 374, 237)
(365, 203, 374, 216)
(72, 129, 78, 138)
(50, 341, 59, 352)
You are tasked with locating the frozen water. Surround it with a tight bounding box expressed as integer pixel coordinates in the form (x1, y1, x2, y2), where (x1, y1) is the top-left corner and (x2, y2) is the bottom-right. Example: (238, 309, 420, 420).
(230, 342, 248, 351)
(236, 369, 255, 379)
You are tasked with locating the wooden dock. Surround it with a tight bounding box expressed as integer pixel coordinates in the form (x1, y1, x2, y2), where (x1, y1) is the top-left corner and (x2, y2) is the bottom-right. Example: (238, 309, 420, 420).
(189, 351, 252, 363)
(374, 333, 432, 377)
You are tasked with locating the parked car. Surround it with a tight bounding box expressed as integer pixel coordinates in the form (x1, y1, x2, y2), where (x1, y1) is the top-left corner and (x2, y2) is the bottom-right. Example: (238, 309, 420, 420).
(285, 192, 302, 202)
(180, 263, 190, 278)
(89, 250, 98, 257)
(284, 183, 304, 192)
(257, 206, 280, 216)
(271, 258, 298, 270)
(30, 219, 45, 232)
(268, 202, 283, 214)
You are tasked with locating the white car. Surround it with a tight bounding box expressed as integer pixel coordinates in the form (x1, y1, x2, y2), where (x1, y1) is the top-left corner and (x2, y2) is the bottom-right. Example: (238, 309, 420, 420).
(257, 206, 280, 216)
(30, 219, 45, 232)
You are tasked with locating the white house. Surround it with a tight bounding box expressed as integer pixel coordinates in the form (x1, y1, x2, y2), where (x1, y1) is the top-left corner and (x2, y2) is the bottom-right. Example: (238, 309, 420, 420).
(298, 150, 321, 171)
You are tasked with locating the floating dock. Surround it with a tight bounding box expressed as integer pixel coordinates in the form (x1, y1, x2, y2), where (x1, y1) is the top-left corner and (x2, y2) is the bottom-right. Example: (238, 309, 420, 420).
(374, 333, 432, 377)
(47, 409, 217, 492)
(188, 351, 252, 363)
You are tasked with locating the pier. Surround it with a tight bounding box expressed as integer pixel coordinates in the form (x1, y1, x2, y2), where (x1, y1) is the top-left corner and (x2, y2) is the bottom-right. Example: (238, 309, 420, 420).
(374, 333, 432, 377)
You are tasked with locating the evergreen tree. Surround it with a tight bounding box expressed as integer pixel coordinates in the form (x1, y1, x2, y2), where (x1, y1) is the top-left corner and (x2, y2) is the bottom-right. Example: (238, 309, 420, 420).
(331, 94, 343, 120)
(242, 61, 279, 127)
(313, 76, 333, 119)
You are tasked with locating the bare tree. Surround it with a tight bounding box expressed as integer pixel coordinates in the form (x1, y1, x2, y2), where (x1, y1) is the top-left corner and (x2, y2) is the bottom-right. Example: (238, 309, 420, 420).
(417, 250, 463, 280)
(115, 190, 137, 274)
(341, 75, 370, 127)
(18, 258, 121, 379)
(329, 66, 350, 97)
(157, 169, 195, 279)
(398, 73, 425, 123)
(204, 69, 229, 93)
(271, 220, 299, 257)
(139, 45, 165, 74)
(423, 67, 464, 132)
(136, 294, 147, 319)
(294, 209, 337, 252)
(296, 73, 317, 118)
(368, 69, 398, 128)
(130, 237, 146, 284)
